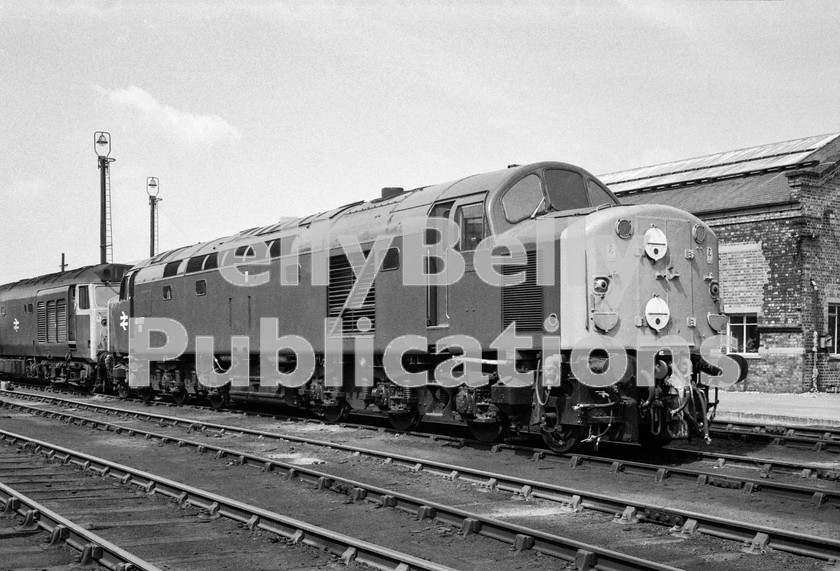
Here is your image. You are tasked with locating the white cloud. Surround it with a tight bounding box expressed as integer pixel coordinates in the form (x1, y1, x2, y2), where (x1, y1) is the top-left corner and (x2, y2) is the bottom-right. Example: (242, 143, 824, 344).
(96, 85, 241, 144)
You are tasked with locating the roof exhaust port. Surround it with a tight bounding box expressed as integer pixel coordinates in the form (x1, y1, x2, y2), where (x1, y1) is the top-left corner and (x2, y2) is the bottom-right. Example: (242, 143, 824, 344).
(380, 187, 404, 200)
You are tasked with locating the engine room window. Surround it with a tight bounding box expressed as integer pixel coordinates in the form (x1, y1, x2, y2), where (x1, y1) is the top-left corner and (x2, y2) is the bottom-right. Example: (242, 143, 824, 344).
(163, 285, 172, 300)
(195, 279, 207, 296)
(163, 261, 182, 277)
(544, 169, 589, 211)
(78, 286, 90, 310)
(186, 255, 206, 274)
(0, 306, 5, 316)
(268, 239, 282, 258)
(203, 252, 219, 270)
(28, 303, 33, 313)
(502, 174, 544, 222)
(728, 314, 759, 353)
(457, 203, 486, 251)
(828, 304, 840, 354)
(380, 247, 400, 271)
(587, 179, 617, 207)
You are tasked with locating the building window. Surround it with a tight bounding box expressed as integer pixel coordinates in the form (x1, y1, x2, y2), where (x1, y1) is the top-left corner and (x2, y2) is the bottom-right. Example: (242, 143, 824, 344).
(163, 285, 172, 300)
(828, 304, 840, 354)
(195, 280, 207, 296)
(728, 314, 759, 353)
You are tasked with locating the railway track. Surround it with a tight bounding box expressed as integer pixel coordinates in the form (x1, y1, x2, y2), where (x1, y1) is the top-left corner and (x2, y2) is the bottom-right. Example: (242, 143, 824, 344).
(9, 380, 840, 453)
(4, 386, 840, 493)
(0, 475, 157, 571)
(0, 428, 472, 571)
(709, 420, 840, 453)
(3, 389, 839, 567)
(0, 419, 688, 571)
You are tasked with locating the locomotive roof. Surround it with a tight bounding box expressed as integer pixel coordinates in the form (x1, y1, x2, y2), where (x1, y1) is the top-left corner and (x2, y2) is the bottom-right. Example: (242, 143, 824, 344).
(0, 264, 129, 297)
(133, 161, 601, 270)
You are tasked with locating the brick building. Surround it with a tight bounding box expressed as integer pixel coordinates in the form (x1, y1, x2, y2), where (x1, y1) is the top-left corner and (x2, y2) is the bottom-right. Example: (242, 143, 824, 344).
(599, 134, 840, 393)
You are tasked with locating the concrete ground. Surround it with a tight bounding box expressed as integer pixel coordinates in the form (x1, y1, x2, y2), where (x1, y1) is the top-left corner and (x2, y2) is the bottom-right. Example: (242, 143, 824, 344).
(714, 389, 840, 428)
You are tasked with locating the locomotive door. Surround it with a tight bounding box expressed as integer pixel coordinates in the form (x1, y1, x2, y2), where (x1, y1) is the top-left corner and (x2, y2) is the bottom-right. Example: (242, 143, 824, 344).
(426, 201, 454, 328)
(73, 285, 94, 360)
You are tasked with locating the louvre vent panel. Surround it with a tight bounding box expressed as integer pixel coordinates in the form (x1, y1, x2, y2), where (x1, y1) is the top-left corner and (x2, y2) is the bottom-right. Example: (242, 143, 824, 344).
(502, 250, 543, 331)
(328, 254, 376, 334)
(56, 300, 67, 343)
(37, 301, 46, 342)
(46, 301, 56, 343)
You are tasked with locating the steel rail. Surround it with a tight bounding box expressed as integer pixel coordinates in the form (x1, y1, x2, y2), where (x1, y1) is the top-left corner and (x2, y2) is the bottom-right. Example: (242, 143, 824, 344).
(0, 406, 684, 571)
(0, 429, 459, 571)
(709, 421, 840, 453)
(490, 442, 840, 508)
(3, 397, 839, 563)
(7, 382, 840, 450)
(711, 419, 840, 441)
(0, 480, 161, 571)
(659, 446, 840, 481)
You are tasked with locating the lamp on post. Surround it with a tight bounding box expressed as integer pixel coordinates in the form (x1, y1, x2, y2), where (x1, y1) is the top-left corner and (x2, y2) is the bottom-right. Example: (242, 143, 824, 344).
(94, 132, 115, 264)
(146, 177, 161, 257)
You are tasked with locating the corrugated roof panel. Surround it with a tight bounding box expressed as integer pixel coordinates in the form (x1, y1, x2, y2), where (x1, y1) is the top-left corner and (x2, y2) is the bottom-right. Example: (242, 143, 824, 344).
(618, 171, 794, 213)
(600, 133, 839, 191)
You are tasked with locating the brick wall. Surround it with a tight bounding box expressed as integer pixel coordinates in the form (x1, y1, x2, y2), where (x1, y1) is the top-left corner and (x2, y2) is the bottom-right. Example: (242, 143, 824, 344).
(703, 157, 840, 393)
(788, 157, 840, 392)
(710, 212, 806, 392)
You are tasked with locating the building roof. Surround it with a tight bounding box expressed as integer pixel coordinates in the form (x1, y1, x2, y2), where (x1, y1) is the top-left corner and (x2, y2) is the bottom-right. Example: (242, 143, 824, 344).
(600, 133, 840, 215)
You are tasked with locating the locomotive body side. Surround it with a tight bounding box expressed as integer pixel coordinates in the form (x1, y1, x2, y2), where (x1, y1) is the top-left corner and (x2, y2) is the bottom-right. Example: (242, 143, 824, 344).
(0, 264, 128, 388)
(109, 161, 744, 448)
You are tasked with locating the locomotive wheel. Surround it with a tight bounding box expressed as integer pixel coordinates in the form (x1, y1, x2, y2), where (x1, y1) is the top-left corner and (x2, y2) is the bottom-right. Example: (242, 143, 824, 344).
(208, 392, 228, 410)
(322, 402, 351, 423)
(116, 383, 130, 399)
(138, 387, 157, 404)
(467, 415, 509, 443)
(467, 412, 510, 443)
(541, 425, 585, 454)
(171, 388, 189, 406)
(637, 429, 672, 448)
(388, 410, 422, 431)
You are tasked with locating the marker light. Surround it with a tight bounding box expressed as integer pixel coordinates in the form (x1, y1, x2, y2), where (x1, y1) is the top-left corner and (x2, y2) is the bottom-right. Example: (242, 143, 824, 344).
(615, 219, 633, 239)
(693, 223, 707, 244)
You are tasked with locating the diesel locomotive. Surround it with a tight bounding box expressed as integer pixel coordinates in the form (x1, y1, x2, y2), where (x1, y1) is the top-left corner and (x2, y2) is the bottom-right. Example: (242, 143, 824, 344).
(0, 264, 129, 391)
(102, 161, 745, 451)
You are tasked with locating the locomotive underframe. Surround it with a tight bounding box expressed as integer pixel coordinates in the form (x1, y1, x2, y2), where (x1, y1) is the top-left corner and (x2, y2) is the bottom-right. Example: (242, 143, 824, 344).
(108, 346, 727, 450)
(0, 355, 101, 391)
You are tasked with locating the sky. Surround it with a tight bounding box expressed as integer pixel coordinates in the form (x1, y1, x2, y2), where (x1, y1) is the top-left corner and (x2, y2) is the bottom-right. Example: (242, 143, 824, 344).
(1, 0, 839, 284)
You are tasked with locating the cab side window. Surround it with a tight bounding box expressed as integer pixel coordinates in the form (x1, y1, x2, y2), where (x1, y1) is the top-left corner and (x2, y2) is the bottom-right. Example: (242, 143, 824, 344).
(544, 169, 589, 211)
(587, 179, 617, 207)
(456, 203, 486, 251)
(501, 174, 544, 223)
(78, 286, 90, 310)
